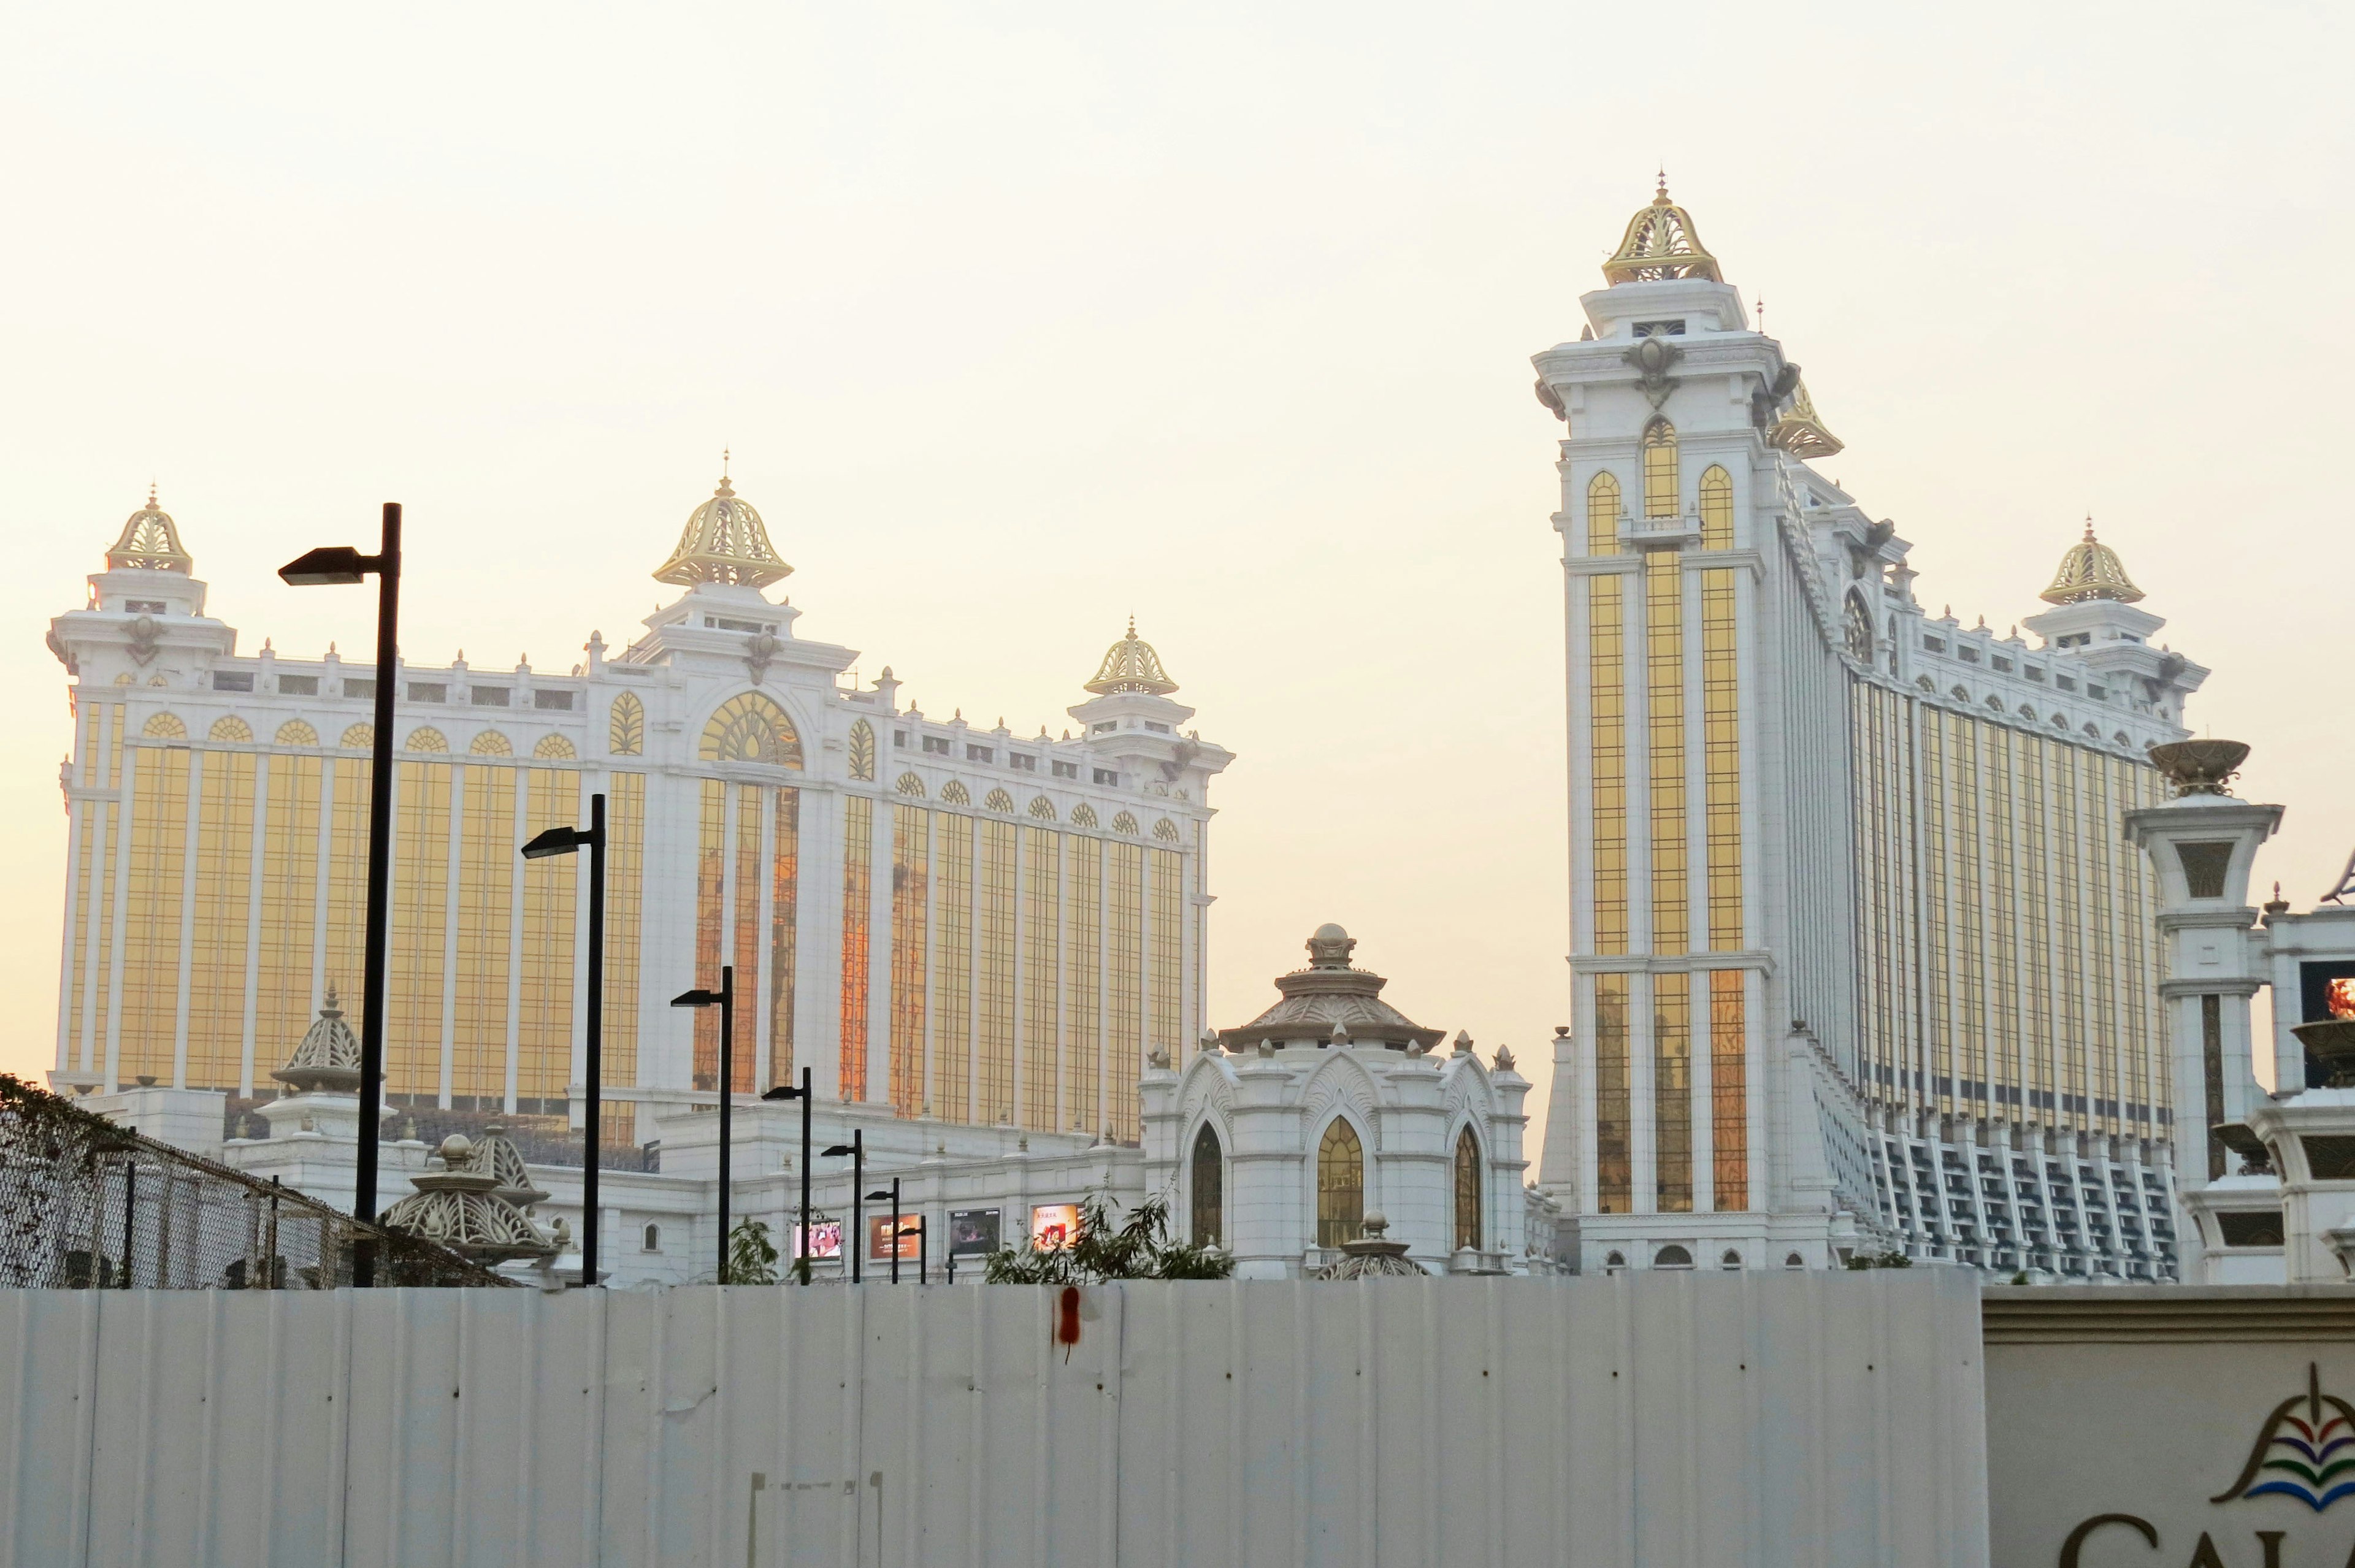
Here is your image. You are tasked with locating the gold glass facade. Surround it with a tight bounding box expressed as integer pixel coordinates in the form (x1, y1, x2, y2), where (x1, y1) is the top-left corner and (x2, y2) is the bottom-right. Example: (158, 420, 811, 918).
(1645, 548, 1687, 955)
(387, 760, 449, 1100)
(518, 768, 576, 1109)
(1587, 473, 1626, 955)
(188, 749, 255, 1090)
(1106, 840, 1144, 1141)
(453, 762, 515, 1106)
(978, 818, 1016, 1123)
(1066, 836, 1103, 1135)
(1708, 970, 1747, 1211)
(1315, 1117, 1365, 1248)
(765, 787, 798, 1090)
(935, 813, 973, 1120)
(839, 794, 873, 1102)
(1856, 689, 2167, 1134)
(1148, 847, 1182, 1070)
(255, 754, 320, 1069)
(1652, 974, 1692, 1212)
(602, 771, 643, 1093)
(120, 743, 188, 1085)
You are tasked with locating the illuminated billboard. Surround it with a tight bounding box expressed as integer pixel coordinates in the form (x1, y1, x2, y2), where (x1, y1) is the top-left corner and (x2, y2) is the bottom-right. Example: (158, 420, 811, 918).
(1030, 1204, 1082, 1253)
(948, 1209, 1000, 1256)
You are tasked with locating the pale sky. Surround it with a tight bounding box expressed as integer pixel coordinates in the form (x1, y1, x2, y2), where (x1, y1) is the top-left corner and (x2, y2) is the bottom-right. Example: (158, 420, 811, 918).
(5, 4, 2351, 1163)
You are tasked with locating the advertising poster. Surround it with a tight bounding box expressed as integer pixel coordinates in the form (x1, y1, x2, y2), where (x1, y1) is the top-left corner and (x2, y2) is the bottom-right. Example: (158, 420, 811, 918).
(1030, 1203, 1082, 1253)
(790, 1221, 843, 1261)
(868, 1214, 922, 1261)
(948, 1208, 1001, 1256)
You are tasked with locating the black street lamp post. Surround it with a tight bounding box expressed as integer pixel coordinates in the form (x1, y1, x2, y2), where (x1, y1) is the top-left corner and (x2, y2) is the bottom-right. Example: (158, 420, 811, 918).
(760, 1068, 812, 1282)
(824, 1130, 864, 1283)
(521, 795, 608, 1288)
(279, 506, 401, 1283)
(669, 966, 735, 1282)
(867, 1179, 903, 1284)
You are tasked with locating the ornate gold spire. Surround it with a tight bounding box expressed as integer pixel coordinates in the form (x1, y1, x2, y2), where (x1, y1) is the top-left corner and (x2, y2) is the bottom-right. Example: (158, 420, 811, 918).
(1083, 617, 1178, 696)
(653, 463, 791, 589)
(2039, 519, 2144, 605)
(1767, 378, 1844, 459)
(104, 485, 193, 573)
(1602, 174, 1723, 285)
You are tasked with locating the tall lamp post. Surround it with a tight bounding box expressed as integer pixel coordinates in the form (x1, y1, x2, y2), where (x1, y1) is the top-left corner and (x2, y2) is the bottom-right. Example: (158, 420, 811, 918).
(521, 794, 607, 1288)
(670, 965, 735, 1283)
(867, 1179, 903, 1283)
(280, 505, 401, 1283)
(823, 1130, 865, 1283)
(760, 1068, 812, 1282)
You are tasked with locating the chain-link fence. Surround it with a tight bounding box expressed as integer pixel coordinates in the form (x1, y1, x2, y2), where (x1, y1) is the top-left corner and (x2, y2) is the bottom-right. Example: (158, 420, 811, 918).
(0, 1075, 508, 1290)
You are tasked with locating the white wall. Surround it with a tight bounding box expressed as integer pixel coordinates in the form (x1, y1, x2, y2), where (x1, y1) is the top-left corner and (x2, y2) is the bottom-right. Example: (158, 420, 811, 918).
(0, 1271, 1986, 1567)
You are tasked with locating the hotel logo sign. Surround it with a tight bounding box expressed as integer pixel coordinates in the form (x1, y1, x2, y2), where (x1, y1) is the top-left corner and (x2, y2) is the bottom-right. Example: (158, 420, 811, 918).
(2213, 1364, 2355, 1513)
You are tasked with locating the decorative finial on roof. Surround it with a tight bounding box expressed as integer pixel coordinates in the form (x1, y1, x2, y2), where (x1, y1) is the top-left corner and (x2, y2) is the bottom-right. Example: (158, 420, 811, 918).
(1603, 177, 1722, 285)
(654, 465, 790, 589)
(105, 487, 193, 573)
(1084, 621, 1178, 696)
(2039, 519, 2144, 605)
(1767, 378, 1844, 459)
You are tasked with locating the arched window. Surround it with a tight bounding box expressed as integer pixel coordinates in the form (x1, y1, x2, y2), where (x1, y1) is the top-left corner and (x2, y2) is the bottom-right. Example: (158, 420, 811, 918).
(608, 692, 644, 756)
(1190, 1123, 1224, 1246)
(1586, 471, 1622, 556)
(699, 692, 803, 767)
(1315, 1118, 1365, 1247)
(143, 712, 186, 739)
(848, 718, 876, 781)
(1843, 595, 1874, 660)
(208, 716, 252, 743)
(339, 723, 374, 750)
(405, 726, 448, 753)
(1604, 1250, 1626, 1271)
(1720, 1249, 1743, 1271)
(1653, 1244, 1694, 1269)
(1452, 1126, 1484, 1252)
(1111, 811, 1139, 835)
(1641, 418, 1678, 519)
(984, 787, 1015, 813)
(1784, 1252, 1806, 1270)
(534, 733, 576, 759)
(1027, 796, 1056, 820)
(1152, 817, 1181, 842)
(275, 719, 319, 746)
(1698, 465, 1733, 550)
(468, 729, 513, 755)
(1071, 803, 1099, 828)
(939, 779, 970, 805)
(641, 1222, 661, 1253)
(895, 772, 927, 798)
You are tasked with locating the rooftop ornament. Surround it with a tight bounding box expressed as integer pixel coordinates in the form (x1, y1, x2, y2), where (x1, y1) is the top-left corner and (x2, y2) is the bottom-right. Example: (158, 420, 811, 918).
(1083, 618, 1179, 696)
(1313, 1213, 1429, 1280)
(271, 987, 363, 1095)
(1602, 174, 1722, 285)
(1214, 924, 1446, 1054)
(653, 454, 792, 589)
(2039, 519, 2144, 605)
(105, 486, 194, 573)
(2148, 738, 2248, 798)
(1767, 378, 1845, 460)
(379, 1130, 556, 1265)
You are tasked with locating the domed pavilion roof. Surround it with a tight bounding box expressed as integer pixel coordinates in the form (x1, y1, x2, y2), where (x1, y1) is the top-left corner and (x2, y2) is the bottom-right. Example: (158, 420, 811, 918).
(1602, 176, 1723, 286)
(105, 486, 193, 573)
(1312, 1214, 1430, 1279)
(1216, 924, 1445, 1053)
(1083, 618, 1178, 696)
(654, 460, 791, 589)
(271, 987, 361, 1094)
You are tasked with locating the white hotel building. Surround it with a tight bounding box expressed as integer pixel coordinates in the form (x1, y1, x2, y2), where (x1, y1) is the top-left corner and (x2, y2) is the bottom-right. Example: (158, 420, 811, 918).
(1534, 184, 2207, 1279)
(48, 473, 1230, 1152)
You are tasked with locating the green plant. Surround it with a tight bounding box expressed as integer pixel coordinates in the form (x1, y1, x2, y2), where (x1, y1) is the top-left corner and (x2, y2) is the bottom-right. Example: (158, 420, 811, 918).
(982, 1187, 1235, 1284)
(1843, 1249, 1913, 1270)
(724, 1217, 779, 1285)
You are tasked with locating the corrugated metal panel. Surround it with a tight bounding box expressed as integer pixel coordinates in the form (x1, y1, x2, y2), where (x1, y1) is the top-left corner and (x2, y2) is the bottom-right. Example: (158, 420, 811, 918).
(0, 1271, 1988, 1567)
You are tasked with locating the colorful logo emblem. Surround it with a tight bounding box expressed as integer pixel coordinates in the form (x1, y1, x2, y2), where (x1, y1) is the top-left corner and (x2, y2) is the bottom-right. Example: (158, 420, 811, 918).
(2214, 1364, 2355, 1512)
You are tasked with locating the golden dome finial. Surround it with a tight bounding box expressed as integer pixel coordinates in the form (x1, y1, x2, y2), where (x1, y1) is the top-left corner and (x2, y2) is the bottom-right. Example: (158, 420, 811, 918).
(2039, 519, 2144, 605)
(1604, 176, 1721, 285)
(1655, 167, 1671, 204)
(654, 465, 787, 588)
(1767, 377, 1844, 460)
(1084, 621, 1178, 697)
(105, 486, 193, 573)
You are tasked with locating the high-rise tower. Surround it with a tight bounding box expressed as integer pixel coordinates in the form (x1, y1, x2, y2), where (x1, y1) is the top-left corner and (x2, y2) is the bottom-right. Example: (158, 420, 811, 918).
(1534, 185, 2208, 1277)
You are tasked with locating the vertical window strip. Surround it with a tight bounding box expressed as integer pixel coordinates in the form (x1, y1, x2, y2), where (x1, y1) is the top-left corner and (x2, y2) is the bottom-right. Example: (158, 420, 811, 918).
(603, 772, 645, 1093)
(1108, 841, 1144, 1141)
(1190, 1123, 1223, 1245)
(839, 794, 873, 1103)
(888, 804, 929, 1118)
(189, 750, 256, 1092)
(730, 784, 764, 1095)
(323, 758, 370, 1023)
(1653, 974, 1693, 1212)
(1020, 827, 1059, 1130)
(87, 705, 126, 1065)
(1587, 471, 1622, 556)
(1641, 419, 1677, 518)
(1923, 713, 1950, 1106)
(1315, 1119, 1365, 1248)
(121, 746, 190, 1085)
(1955, 719, 1986, 1104)
(935, 813, 973, 1121)
(768, 787, 800, 1091)
(1589, 577, 1628, 954)
(1646, 551, 1687, 955)
(257, 755, 321, 1070)
(68, 703, 99, 1063)
(389, 761, 450, 1101)
(1148, 848, 1182, 1071)
(1986, 729, 2020, 1107)
(519, 768, 576, 1111)
(2201, 993, 2224, 1180)
(1709, 971, 1747, 1212)
(978, 818, 1017, 1123)
(692, 779, 726, 1092)
(1697, 465, 1733, 550)
(2021, 741, 2051, 1115)
(453, 763, 515, 1106)
(1453, 1128, 1483, 1251)
(1701, 565, 1740, 949)
(1066, 837, 1103, 1134)
(1593, 974, 1631, 1212)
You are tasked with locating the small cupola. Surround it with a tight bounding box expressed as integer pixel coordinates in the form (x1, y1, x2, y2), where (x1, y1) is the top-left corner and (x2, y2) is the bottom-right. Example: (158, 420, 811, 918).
(2040, 521, 2144, 605)
(1084, 618, 1179, 696)
(653, 455, 792, 590)
(105, 486, 194, 573)
(1603, 176, 1723, 285)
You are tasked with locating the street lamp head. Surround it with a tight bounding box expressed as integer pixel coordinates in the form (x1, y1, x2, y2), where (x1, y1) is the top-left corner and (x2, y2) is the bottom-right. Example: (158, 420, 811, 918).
(822, 1144, 856, 1158)
(760, 1084, 803, 1102)
(865, 1190, 894, 1203)
(278, 546, 373, 586)
(670, 988, 721, 1008)
(521, 825, 588, 860)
